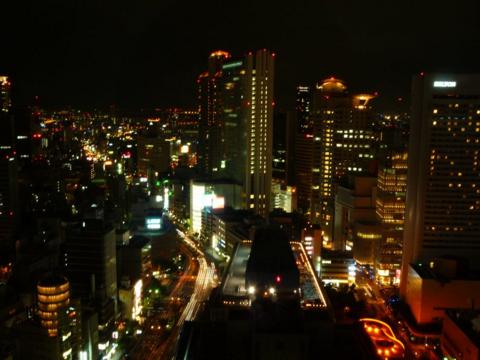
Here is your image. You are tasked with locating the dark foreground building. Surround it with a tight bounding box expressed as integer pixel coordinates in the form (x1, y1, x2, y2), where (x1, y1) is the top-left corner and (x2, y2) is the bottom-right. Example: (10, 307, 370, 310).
(176, 226, 338, 359)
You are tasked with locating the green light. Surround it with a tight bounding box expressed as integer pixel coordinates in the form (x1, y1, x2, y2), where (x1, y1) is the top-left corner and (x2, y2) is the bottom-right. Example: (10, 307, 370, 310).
(222, 61, 243, 70)
(156, 181, 161, 186)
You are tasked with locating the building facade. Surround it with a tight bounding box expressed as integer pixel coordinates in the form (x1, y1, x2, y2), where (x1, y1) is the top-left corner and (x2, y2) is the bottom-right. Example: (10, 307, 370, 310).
(401, 74, 480, 296)
(375, 151, 407, 286)
(199, 50, 275, 217)
(310, 78, 376, 244)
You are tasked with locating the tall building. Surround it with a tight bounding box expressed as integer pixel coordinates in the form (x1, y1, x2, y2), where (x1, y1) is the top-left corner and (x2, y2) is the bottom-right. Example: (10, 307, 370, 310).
(0, 76, 17, 255)
(15, 275, 75, 360)
(37, 275, 71, 337)
(310, 78, 376, 245)
(197, 50, 274, 217)
(294, 86, 313, 213)
(272, 111, 295, 182)
(197, 50, 231, 175)
(64, 220, 117, 304)
(401, 74, 480, 296)
(296, 85, 312, 133)
(375, 151, 407, 286)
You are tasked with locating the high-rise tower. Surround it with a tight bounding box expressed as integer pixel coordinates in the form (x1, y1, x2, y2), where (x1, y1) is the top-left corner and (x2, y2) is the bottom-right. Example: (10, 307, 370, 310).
(221, 50, 275, 216)
(400, 73, 480, 295)
(294, 85, 313, 213)
(310, 78, 376, 246)
(0, 76, 17, 254)
(197, 50, 231, 175)
(375, 151, 407, 285)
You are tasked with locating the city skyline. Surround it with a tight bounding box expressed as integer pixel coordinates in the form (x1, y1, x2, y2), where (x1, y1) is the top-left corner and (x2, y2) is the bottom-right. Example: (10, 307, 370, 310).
(2, 1, 480, 109)
(2, 2, 480, 359)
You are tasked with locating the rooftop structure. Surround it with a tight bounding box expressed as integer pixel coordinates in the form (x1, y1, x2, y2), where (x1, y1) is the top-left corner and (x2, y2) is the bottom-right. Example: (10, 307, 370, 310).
(220, 240, 329, 309)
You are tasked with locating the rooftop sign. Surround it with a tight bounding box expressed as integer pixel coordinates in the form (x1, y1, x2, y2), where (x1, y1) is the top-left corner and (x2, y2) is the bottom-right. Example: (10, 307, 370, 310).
(433, 81, 456, 88)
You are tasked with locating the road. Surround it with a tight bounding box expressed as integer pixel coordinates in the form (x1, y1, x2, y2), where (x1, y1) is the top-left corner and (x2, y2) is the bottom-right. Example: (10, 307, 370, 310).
(156, 229, 215, 360)
(130, 241, 196, 360)
(131, 227, 215, 360)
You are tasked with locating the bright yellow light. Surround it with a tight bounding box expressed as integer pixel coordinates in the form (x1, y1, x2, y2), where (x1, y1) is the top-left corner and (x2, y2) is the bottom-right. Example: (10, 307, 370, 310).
(210, 50, 231, 58)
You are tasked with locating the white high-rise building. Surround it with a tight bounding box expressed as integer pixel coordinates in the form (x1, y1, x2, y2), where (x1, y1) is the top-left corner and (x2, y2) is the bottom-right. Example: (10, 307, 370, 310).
(401, 73, 480, 296)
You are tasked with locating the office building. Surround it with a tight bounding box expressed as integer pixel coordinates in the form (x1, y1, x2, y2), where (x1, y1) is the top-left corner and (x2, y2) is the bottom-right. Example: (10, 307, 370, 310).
(294, 85, 313, 213)
(319, 249, 356, 286)
(64, 220, 117, 304)
(310, 78, 376, 244)
(197, 50, 231, 175)
(272, 110, 296, 184)
(375, 151, 407, 286)
(334, 175, 378, 252)
(136, 135, 170, 178)
(189, 178, 242, 235)
(296, 85, 312, 133)
(169, 108, 199, 143)
(219, 49, 275, 216)
(197, 50, 275, 217)
(271, 179, 297, 212)
(15, 275, 75, 360)
(404, 259, 480, 325)
(37, 275, 71, 337)
(0, 76, 17, 255)
(401, 74, 480, 296)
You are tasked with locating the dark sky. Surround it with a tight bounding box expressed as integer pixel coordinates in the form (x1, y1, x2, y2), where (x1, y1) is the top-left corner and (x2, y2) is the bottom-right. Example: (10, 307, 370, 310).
(2, 0, 480, 110)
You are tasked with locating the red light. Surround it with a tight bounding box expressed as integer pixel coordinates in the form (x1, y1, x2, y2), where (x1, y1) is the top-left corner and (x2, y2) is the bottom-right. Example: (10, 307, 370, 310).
(275, 275, 281, 283)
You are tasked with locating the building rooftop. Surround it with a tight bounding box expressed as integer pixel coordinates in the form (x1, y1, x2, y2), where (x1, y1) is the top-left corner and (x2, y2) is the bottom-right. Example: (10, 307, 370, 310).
(411, 259, 480, 281)
(445, 309, 480, 347)
(38, 274, 69, 287)
(221, 240, 328, 309)
(127, 235, 150, 249)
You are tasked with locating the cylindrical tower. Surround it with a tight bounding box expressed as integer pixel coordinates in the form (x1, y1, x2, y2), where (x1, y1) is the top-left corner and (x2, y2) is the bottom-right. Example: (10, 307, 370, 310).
(37, 275, 70, 336)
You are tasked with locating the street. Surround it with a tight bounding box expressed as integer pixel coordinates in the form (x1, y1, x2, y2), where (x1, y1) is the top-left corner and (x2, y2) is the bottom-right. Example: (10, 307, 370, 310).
(128, 225, 215, 360)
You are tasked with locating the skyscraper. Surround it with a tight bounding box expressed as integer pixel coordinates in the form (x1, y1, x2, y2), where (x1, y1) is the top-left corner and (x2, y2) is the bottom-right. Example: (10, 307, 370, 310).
(294, 85, 313, 213)
(310, 78, 376, 246)
(0, 76, 17, 254)
(401, 73, 480, 295)
(197, 50, 231, 175)
(375, 151, 407, 286)
(296, 85, 312, 133)
(224, 49, 275, 216)
(196, 50, 274, 216)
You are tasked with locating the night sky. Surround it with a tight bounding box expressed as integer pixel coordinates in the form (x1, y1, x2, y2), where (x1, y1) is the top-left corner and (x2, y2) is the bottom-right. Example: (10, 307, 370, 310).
(2, 0, 480, 110)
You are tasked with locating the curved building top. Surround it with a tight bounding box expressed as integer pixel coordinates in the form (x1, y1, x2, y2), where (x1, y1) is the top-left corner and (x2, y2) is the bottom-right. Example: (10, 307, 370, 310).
(316, 77, 347, 93)
(38, 275, 69, 288)
(209, 50, 231, 59)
